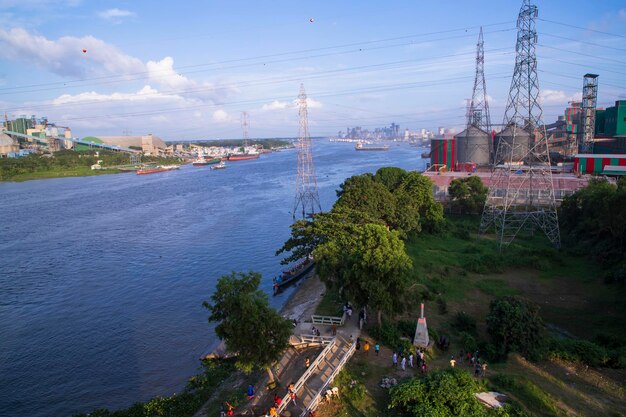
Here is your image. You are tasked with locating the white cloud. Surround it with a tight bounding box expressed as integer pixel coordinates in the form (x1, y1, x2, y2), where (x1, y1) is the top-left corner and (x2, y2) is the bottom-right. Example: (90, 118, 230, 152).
(540, 89, 580, 105)
(261, 100, 290, 111)
(51, 85, 179, 105)
(212, 109, 230, 122)
(0, 27, 145, 77)
(291, 97, 322, 109)
(98, 8, 135, 20)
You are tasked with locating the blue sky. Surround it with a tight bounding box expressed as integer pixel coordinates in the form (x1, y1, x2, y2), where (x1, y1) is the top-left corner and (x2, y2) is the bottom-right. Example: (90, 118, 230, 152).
(0, 0, 625, 140)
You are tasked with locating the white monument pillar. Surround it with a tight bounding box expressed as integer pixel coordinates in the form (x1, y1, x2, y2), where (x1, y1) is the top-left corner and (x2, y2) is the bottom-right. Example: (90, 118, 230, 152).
(413, 303, 429, 348)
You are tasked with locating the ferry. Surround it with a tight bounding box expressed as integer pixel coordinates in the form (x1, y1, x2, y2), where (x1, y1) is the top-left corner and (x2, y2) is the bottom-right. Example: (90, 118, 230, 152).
(272, 256, 315, 294)
(355, 142, 390, 151)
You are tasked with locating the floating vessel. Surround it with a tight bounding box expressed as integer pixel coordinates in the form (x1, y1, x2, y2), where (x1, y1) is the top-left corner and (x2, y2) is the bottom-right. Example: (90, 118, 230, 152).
(193, 150, 221, 166)
(211, 161, 227, 170)
(227, 152, 260, 161)
(421, 152, 431, 158)
(355, 142, 389, 151)
(273, 257, 315, 294)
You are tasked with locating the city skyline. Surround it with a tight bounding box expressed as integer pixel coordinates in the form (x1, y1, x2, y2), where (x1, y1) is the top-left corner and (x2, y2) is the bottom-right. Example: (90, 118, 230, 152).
(1, 0, 625, 140)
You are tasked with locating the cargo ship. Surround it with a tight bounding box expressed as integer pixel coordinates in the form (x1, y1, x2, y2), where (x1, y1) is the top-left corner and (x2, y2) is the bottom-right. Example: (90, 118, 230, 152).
(355, 142, 389, 151)
(272, 256, 315, 294)
(192, 150, 221, 166)
(227, 150, 260, 161)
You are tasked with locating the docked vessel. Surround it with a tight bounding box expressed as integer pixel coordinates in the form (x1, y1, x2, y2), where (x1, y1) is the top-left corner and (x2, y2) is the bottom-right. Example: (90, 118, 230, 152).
(136, 165, 179, 175)
(272, 257, 315, 294)
(211, 161, 226, 170)
(227, 151, 260, 161)
(355, 142, 390, 151)
(192, 150, 221, 166)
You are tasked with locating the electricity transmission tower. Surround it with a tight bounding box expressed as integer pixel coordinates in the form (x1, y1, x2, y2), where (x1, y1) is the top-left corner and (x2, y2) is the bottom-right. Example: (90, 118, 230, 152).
(293, 84, 321, 220)
(241, 111, 249, 147)
(467, 27, 491, 132)
(479, 0, 560, 249)
(580, 74, 598, 153)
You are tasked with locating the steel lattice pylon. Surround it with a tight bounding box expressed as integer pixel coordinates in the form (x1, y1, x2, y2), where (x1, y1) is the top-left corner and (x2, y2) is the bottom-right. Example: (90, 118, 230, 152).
(580, 74, 598, 154)
(293, 84, 322, 220)
(467, 27, 492, 133)
(479, 0, 561, 249)
(241, 111, 249, 147)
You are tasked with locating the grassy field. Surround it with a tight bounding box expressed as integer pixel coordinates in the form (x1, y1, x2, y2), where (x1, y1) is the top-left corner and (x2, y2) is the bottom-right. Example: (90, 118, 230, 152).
(317, 215, 626, 417)
(4, 166, 125, 182)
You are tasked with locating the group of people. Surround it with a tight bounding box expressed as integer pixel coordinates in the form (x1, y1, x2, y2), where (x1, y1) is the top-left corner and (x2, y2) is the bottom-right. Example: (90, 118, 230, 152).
(456, 350, 488, 377)
(392, 348, 428, 373)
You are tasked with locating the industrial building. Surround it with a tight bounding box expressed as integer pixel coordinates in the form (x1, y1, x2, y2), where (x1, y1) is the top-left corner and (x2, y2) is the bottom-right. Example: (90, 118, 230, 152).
(80, 134, 168, 155)
(0, 133, 19, 157)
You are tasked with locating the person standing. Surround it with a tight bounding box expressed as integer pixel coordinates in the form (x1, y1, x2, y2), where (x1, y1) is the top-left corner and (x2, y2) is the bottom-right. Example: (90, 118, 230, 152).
(409, 353, 414, 368)
(363, 341, 370, 354)
(375, 343, 380, 356)
(401, 356, 406, 371)
(305, 357, 310, 368)
(392, 352, 398, 367)
(450, 357, 456, 368)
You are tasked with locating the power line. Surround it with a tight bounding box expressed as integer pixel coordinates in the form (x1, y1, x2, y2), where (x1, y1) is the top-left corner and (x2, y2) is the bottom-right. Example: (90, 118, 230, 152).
(0, 23, 515, 94)
(538, 17, 626, 40)
(542, 32, 626, 53)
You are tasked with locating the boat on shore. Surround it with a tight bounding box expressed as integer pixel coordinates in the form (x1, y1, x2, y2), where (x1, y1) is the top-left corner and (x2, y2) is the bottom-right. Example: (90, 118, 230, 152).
(355, 142, 389, 151)
(211, 161, 227, 170)
(273, 256, 315, 294)
(136, 165, 179, 175)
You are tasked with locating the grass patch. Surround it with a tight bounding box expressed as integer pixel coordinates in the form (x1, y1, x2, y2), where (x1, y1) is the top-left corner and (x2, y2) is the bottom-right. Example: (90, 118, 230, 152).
(6, 167, 124, 182)
(315, 287, 344, 317)
(490, 373, 564, 417)
(474, 278, 520, 297)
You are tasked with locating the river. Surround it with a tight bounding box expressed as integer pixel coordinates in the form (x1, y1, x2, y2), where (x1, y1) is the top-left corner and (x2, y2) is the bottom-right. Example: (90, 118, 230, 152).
(0, 140, 428, 417)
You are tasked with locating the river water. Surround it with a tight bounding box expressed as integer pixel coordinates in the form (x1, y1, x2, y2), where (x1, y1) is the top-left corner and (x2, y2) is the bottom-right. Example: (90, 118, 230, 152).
(0, 140, 427, 417)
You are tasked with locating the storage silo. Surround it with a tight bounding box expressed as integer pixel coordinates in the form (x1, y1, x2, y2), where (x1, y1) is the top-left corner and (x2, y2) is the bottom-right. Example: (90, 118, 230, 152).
(455, 125, 491, 167)
(493, 124, 531, 164)
(430, 137, 456, 170)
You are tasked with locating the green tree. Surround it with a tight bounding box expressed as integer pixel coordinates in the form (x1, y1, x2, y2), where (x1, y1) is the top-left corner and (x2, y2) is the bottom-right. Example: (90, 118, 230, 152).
(448, 176, 488, 214)
(203, 272, 292, 382)
(486, 296, 545, 358)
(393, 171, 444, 235)
(334, 173, 397, 226)
(389, 369, 485, 417)
(314, 223, 412, 324)
(373, 166, 408, 192)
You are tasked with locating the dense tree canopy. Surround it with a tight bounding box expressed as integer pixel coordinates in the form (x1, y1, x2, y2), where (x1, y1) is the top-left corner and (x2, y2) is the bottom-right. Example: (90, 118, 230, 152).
(277, 167, 443, 322)
(560, 178, 626, 268)
(486, 296, 545, 358)
(203, 272, 292, 380)
(314, 223, 412, 323)
(448, 176, 488, 214)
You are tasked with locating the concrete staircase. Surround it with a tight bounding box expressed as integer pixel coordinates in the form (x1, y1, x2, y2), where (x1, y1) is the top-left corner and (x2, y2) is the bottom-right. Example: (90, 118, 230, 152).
(279, 335, 356, 417)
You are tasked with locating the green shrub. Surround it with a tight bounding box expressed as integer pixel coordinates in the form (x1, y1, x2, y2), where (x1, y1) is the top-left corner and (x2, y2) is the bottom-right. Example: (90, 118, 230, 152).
(459, 332, 478, 353)
(437, 296, 448, 314)
(547, 338, 609, 367)
(453, 311, 477, 334)
(369, 322, 402, 348)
